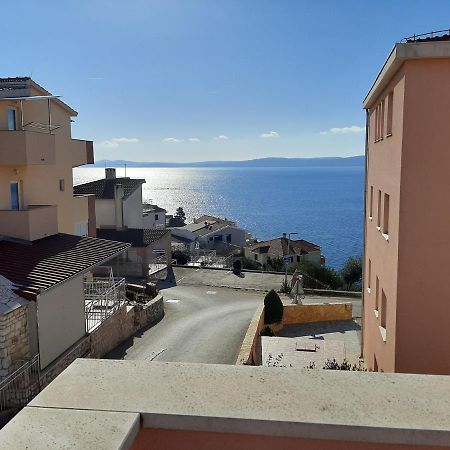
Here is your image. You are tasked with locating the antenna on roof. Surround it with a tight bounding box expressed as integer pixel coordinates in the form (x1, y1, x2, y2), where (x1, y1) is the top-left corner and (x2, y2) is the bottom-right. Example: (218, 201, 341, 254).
(124, 163, 127, 177)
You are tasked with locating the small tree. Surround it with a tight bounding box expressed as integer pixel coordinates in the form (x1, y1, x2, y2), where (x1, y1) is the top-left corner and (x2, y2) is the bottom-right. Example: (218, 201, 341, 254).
(175, 207, 186, 225)
(264, 289, 284, 324)
(267, 257, 284, 272)
(340, 257, 362, 290)
(241, 256, 261, 270)
(172, 249, 190, 265)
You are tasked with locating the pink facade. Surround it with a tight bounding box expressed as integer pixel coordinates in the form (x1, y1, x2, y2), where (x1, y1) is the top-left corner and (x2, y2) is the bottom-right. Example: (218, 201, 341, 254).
(363, 39, 450, 374)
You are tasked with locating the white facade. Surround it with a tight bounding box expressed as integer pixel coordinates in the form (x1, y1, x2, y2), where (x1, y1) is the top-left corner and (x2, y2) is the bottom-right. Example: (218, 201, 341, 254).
(143, 208, 166, 229)
(199, 226, 246, 249)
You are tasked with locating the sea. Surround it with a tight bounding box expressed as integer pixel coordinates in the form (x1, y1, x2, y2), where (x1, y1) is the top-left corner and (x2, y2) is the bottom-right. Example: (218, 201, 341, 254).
(73, 166, 364, 269)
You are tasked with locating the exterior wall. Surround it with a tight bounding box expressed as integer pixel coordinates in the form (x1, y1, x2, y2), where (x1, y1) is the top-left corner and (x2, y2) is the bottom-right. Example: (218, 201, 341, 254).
(363, 66, 405, 373)
(0, 305, 30, 378)
(123, 189, 144, 229)
(111, 248, 146, 277)
(394, 58, 450, 374)
(143, 233, 172, 266)
(0, 86, 92, 239)
(143, 211, 166, 229)
(36, 275, 86, 369)
(131, 428, 444, 450)
(244, 249, 321, 267)
(95, 199, 116, 228)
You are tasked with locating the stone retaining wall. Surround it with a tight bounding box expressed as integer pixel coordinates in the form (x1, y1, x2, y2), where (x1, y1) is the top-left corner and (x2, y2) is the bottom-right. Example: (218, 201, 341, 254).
(236, 302, 353, 366)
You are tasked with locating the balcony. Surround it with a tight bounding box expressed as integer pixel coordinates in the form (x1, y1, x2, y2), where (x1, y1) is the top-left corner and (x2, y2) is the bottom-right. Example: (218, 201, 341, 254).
(71, 139, 94, 167)
(0, 130, 56, 166)
(0, 205, 58, 241)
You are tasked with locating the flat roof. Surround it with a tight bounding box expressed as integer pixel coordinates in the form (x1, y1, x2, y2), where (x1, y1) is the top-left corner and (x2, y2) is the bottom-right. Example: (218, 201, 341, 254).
(4, 359, 449, 447)
(364, 40, 450, 108)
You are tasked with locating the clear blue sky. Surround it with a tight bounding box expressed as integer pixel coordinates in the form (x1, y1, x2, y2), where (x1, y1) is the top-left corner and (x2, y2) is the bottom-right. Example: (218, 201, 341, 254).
(4, 1, 450, 162)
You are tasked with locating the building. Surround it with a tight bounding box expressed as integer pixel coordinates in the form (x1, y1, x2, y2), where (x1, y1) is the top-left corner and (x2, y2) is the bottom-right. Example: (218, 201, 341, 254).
(2, 358, 450, 449)
(0, 77, 96, 238)
(363, 32, 450, 374)
(245, 234, 322, 268)
(74, 168, 171, 276)
(171, 216, 246, 253)
(0, 77, 129, 374)
(143, 204, 167, 229)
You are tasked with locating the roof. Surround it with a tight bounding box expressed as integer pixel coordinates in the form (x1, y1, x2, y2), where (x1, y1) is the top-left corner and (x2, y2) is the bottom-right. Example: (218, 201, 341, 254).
(194, 215, 235, 225)
(0, 77, 78, 116)
(0, 234, 129, 298)
(143, 204, 166, 213)
(364, 40, 450, 108)
(195, 222, 233, 237)
(0, 275, 28, 316)
(248, 237, 320, 257)
(74, 178, 145, 200)
(96, 228, 169, 248)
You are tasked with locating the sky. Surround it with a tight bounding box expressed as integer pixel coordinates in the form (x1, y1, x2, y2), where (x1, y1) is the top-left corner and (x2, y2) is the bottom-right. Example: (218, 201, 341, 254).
(4, 1, 450, 162)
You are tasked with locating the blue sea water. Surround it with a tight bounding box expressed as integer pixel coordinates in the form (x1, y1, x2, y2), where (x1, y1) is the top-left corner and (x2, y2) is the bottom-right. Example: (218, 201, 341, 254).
(73, 166, 364, 269)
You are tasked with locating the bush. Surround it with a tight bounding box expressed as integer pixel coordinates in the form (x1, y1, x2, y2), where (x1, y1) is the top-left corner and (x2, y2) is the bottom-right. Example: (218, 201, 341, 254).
(241, 256, 261, 270)
(296, 261, 343, 290)
(260, 325, 275, 337)
(264, 289, 284, 324)
(232, 259, 242, 275)
(172, 249, 190, 265)
(340, 257, 363, 291)
(279, 279, 291, 294)
(322, 358, 367, 371)
(267, 257, 284, 272)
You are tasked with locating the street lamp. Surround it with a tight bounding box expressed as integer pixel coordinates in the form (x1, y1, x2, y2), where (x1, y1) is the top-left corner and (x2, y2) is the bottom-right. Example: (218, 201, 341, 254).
(284, 232, 298, 285)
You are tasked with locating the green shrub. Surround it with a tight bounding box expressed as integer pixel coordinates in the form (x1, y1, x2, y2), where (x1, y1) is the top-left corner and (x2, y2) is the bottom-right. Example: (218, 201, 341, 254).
(260, 325, 275, 337)
(264, 289, 284, 324)
(172, 249, 190, 265)
(340, 257, 363, 290)
(267, 257, 284, 272)
(241, 256, 261, 270)
(279, 279, 291, 294)
(322, 358, 367, 371)
(296, 261, 343, 290)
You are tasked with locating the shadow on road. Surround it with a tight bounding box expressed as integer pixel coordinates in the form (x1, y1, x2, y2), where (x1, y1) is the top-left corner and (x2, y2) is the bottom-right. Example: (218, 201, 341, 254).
(154, 266, 177, 290)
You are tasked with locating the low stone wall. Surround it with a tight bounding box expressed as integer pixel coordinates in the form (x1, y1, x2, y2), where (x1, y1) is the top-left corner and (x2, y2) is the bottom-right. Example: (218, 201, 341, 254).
(236, 302, 353, 366)
(42, 294, 164, 387)
(283, 303, 352, 325)
(235, 304, 265, 365)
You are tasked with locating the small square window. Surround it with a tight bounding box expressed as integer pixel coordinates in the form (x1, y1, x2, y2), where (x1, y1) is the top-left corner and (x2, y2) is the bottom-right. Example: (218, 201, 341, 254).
(59, 179, 65, 192)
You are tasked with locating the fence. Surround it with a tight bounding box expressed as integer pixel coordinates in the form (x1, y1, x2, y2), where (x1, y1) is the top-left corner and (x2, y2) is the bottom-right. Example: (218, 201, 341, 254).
(0, 354, 40, 413)
(85, 277, 126, 332)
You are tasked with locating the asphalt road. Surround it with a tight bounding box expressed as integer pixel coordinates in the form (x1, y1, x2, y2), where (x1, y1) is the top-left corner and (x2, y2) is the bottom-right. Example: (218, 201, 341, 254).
(107, 285, 265, 364)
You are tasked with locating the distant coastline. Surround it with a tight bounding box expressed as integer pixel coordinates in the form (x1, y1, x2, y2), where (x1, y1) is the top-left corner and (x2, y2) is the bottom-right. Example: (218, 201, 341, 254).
(91, 155, 364, 168)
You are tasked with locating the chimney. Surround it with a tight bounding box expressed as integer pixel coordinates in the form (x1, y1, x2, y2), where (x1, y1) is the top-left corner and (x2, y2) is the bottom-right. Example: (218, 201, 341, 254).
(282, 233, 287, 239)
(114, 184, 124, 230)
(105, 168, 116, 179)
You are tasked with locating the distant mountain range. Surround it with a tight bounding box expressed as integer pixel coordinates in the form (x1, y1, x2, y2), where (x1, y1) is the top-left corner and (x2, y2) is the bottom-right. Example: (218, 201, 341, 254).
(92, 155, 364, 168)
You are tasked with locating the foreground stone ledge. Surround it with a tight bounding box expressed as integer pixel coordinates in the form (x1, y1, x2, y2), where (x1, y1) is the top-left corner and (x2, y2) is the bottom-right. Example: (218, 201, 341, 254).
(0, 359, 447, 448)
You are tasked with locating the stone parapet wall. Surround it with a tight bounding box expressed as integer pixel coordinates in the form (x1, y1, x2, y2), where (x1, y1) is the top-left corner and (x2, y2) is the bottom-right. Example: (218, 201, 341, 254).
(0, 305, 30, 379)
(283, 303, 352, 325)
(235, 304, 265, 366)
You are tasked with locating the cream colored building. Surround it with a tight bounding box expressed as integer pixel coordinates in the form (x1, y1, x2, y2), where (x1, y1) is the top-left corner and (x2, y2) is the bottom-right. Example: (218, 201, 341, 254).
(0, 77, 129, 372)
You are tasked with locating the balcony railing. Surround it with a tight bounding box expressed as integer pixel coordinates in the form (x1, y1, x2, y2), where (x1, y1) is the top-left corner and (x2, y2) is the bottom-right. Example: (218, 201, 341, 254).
(0, 130, 56, 165)
(0, 205, 58, 241)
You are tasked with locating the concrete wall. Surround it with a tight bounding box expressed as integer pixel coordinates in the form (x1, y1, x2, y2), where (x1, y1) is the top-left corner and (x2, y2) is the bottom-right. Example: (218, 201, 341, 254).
(200, 226, 246, 249)
(95, 199, 116, 228)
(36, 275, 86, 369)
(235, 304, 265, 365)
(123, 189, 144, 229)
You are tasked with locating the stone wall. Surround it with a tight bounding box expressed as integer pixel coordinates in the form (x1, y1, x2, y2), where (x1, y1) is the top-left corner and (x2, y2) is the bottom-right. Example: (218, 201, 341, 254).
(235, 304, 265, 366)
(283, 303, 352, 325)
(0, 305, 30, 378)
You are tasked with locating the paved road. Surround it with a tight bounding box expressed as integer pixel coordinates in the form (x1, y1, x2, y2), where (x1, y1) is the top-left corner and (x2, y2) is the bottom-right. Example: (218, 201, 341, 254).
(107, 285, 265, 364)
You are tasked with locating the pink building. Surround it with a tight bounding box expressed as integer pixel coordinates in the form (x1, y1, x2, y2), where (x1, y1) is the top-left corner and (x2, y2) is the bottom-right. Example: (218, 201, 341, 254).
(363, 32, 450, 374)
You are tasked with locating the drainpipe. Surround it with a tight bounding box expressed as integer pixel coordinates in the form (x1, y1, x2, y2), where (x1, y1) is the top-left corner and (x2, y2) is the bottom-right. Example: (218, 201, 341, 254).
(114, 184, 124, 230)
(361, 108, 370, 359)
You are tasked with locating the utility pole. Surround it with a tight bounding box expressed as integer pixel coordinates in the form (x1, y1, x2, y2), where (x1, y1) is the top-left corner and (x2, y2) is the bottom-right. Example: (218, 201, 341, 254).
(284, 232, 298, 285)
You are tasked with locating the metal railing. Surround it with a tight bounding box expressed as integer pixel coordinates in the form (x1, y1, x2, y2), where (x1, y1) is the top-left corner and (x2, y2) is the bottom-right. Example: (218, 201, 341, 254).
(84, 276, 126, 332)
(403, 29, 450, 43)
(0, 355, 40, 413)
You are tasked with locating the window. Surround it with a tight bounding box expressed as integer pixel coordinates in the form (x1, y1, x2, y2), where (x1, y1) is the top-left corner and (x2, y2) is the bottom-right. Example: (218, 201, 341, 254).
(155, 214, 159, 220)
(375, 276, 380, 312)
(383, 193, 390, 237)
(380, 99, 385, 139)
(254, 253, 258, 261)
(367, 259, 371, 291)
(59, 179, 65, 192)
(377, 190, 382, 229)
(381, 289, 387, 329)
(369, 186, 373, 219)
(386, 91, 393, 136)
(10, 182, 20, 210)
(7, 107, 16, 131)
(226, 234, 232, 243)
